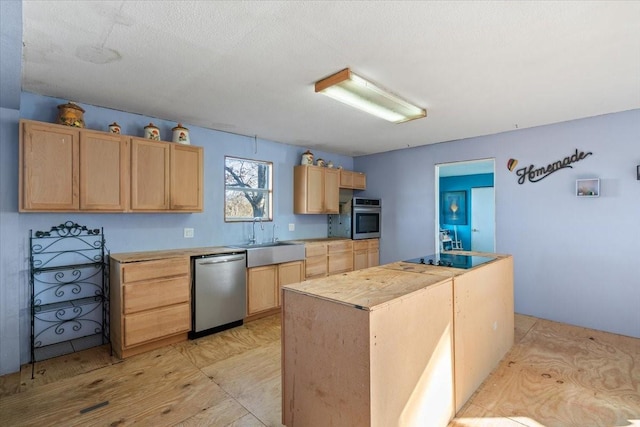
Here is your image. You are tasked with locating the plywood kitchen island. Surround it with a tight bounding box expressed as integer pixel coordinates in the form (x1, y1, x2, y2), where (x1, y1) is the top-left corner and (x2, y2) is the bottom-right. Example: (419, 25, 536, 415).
(281, 252, 513, 427)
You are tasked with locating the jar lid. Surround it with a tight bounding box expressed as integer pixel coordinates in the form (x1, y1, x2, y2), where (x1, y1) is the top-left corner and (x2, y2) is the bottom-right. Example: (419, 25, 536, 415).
(57, 102, 85, 112)
(109, 122, 120, 126)
(172, 123, 188, 131)
(144, 122, 158, 129)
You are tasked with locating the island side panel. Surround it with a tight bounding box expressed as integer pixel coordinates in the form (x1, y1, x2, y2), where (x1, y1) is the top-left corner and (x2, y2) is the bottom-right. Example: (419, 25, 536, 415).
(453, 256, 514, 411)
(370, 279, 455, 427)
(282, 289, 371, 427)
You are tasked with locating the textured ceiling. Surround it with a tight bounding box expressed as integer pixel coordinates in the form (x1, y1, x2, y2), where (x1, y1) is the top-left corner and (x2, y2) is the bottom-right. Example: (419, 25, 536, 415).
(21, 1, 640, 156)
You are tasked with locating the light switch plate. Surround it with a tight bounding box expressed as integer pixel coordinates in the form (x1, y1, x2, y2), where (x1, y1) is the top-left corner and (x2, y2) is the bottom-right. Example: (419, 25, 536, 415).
(184, 228, 194, 238)
(288, 223, 295, 231)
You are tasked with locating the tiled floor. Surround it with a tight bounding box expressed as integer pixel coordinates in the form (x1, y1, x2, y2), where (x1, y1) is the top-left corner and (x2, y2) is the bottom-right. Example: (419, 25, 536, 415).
(0, 314, 638, 426)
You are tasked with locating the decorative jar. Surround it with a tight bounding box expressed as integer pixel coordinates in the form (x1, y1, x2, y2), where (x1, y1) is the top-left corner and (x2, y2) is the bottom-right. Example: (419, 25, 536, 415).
(172, 123, 190, 144)
(144, 123, 161, 140)
(108, 122, 121, 134)
(316, 158, 326, 167)
(56, 102, 85, 128)
(301, 150, 314, 165)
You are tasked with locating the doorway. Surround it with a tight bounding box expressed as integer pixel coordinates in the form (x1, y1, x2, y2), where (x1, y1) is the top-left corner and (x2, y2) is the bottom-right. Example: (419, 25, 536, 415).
(435, 159, 495, 253)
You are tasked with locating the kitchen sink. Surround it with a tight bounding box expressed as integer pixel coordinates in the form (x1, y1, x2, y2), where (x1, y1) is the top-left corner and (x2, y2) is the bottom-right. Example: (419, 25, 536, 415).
(229, 241, 305, 268)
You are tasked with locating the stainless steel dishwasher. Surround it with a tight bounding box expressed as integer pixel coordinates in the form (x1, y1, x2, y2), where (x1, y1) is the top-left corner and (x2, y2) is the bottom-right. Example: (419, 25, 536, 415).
(190, 252, 246, 339)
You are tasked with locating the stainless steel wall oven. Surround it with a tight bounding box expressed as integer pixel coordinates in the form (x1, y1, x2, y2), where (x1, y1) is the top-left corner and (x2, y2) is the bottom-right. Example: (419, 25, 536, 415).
(352, 197, 381, 239)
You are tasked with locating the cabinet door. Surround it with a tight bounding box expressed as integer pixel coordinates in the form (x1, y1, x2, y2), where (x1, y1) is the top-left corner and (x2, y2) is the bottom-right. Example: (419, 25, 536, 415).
(324, 168, 340, 213)
(124, 302, 190, 347)
(247, 265, 278, 315)
(306, 166, 325, 213)
(170, 144, 203, 211)
(20, 121, 79, 211)
(80, 131, 129, 210)
(328, 251, 354, 275)
(277, 261, 304, 307)
(294, 165, 325, 214)
(367, 249, 380, 268)
(131, 138, 170, 210)
(353, 250, 368, 271)
(340, 170, 354, 188)
(353, 172, 366, 190)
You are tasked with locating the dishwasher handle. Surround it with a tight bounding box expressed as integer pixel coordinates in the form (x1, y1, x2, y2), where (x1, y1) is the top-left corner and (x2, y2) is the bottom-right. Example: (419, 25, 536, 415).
(198, 255, 245, 265)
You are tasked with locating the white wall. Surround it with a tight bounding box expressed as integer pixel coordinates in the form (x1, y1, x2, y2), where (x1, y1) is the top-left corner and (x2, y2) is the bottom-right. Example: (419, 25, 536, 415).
(356, 110, 640, 338)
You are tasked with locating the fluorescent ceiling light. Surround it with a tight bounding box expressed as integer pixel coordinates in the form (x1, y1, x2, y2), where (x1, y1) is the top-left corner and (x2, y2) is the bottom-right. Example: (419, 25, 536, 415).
(315, 68, 426, 124)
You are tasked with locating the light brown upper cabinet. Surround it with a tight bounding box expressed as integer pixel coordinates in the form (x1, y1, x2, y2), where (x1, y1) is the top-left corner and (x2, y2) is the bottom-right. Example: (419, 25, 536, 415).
(20, 120, 203, 213)
(80, 130, 129, 211)
(339, 170, 366, 190)
(131, 137, 170, 210)
(293, 165, 339, 214)
(170, 144, 203, 211)
(131, 138, 203, 212)
(20, 120, 128, 212)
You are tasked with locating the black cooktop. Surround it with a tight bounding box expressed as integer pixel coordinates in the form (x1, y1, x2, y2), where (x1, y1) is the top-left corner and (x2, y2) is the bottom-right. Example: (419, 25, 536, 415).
(403, 253, 495, 269)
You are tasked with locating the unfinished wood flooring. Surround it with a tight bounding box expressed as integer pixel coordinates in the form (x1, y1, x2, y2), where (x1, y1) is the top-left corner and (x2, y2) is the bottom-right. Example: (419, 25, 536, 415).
(1, 314, 638, 426)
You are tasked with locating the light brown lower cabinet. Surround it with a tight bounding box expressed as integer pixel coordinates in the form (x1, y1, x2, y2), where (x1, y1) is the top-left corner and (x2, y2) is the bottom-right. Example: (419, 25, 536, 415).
(327, 240, 353, 274)
(247, 261, 304, 316)
(353, 239, 379, 271)
(282, 255, 514, 426)
(110, 257, 191, 359)
(304, 242, 328, 280)
(282, 270, 455, 426)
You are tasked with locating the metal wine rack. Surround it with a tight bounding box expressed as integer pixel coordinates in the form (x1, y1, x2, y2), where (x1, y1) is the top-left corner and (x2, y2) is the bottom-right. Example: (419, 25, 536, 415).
(29, 221, 109, 378)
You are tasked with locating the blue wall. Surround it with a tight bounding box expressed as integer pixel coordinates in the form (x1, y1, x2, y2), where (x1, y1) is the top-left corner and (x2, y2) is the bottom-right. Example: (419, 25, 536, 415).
(440, 173, 494, 250)
(355, 110, 640, 340)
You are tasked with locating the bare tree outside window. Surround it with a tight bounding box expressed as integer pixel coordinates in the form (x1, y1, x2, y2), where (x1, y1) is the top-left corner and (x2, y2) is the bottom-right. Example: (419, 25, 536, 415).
(225, 156, 273, 221)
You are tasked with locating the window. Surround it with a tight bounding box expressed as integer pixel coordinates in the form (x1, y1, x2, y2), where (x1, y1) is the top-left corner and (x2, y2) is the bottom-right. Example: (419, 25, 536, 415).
(225, 156, 273, 221)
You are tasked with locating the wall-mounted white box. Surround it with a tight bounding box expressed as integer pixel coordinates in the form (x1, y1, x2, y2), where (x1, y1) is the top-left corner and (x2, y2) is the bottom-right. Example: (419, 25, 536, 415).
(576, 178, 600, 197)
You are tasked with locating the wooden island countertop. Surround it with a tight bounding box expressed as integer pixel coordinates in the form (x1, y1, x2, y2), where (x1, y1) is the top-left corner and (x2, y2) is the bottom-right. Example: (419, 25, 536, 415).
(281, 251, 514, 427)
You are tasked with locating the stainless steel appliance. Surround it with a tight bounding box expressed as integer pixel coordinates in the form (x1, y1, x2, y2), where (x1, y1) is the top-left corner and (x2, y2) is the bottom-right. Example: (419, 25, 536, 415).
(352, 197, 381, 240)
(403, 253, 495, 269)
(191, 252, 246, 339)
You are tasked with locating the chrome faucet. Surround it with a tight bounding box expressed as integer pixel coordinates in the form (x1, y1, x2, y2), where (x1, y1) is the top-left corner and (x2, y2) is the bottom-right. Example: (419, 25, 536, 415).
(250, 217, 264, 244)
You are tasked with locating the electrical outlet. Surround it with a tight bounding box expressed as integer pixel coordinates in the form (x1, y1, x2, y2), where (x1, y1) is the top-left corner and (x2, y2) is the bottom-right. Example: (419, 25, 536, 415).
(288, 223, 295, 231)
(184, 228, 194, 238)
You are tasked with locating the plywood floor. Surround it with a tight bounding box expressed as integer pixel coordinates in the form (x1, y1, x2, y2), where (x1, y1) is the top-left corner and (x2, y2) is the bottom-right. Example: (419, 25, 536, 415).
(0, 314, 638, 426)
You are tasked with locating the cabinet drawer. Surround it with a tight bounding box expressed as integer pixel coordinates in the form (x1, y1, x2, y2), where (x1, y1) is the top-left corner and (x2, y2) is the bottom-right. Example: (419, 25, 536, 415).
(123, 277, 190, 314)
(368, 239, 379, 249)
(305, 255, 327, 278)
(328, 240, 353, 253)
(353, 241, 368, 251)
(124, 303, 190, 347)
(328, 252, 353, 275)
(122, 257, 189, 283)
(305, 243, 327, 257)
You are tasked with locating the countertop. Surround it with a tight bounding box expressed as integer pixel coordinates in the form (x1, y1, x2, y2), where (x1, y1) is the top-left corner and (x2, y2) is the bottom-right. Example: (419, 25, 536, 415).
(283, 251, 509, 311)
(109, 246, 242, 263)
(109, 237, 356, 263)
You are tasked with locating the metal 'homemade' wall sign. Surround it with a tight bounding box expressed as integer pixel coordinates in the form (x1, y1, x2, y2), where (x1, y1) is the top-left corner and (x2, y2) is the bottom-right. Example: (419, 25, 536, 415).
(507, 149, 593, 184)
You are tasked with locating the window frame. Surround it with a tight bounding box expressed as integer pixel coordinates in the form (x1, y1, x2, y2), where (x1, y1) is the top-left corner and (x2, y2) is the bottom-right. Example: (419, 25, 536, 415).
(224, 156, 273, 222)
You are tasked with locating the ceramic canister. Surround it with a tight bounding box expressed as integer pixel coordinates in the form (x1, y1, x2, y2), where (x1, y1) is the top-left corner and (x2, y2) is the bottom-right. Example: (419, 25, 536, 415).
(301, 150, 314, 165)
(56, 102, 85, 128)
(172, 123, 190, 144)
(144, 123, 161, 140)
(316, 158, 326, 167)
(108, 122, 121, 134)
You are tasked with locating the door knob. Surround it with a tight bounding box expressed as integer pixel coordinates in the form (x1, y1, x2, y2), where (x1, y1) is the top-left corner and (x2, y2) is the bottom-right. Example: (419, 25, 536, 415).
(472, 228, 479, 232)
